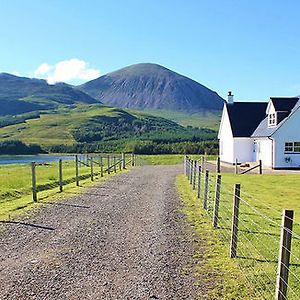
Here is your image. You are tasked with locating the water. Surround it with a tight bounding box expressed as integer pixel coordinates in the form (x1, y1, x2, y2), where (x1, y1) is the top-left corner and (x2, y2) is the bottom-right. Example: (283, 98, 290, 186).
(0, 155, 75, 165)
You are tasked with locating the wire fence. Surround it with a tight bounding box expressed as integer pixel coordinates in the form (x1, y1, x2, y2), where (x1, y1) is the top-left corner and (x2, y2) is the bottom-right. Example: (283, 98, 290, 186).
(184, 156, 300, 300)
(0, 153, 135, 220)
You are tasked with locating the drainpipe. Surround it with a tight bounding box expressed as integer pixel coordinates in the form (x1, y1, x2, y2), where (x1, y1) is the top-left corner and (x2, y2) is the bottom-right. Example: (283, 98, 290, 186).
(268, 136, 274, 169)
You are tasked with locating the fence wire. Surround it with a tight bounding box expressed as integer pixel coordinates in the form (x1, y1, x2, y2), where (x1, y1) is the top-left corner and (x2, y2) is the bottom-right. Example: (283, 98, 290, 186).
(184, 157, 300, 300)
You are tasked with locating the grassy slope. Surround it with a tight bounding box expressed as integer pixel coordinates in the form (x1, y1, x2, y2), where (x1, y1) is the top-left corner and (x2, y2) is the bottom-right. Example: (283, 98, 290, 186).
(128, 108, 222, 130)
(0, 104, 127, 146)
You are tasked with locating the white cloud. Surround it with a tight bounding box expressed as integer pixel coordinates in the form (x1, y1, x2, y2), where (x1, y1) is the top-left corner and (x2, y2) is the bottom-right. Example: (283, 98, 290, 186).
(34, 63, 52, 76)
(34, 58, 100, 84)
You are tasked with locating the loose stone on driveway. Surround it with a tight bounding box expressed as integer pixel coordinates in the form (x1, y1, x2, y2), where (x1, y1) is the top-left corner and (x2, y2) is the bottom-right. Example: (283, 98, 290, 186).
(0, 165, 204, 300)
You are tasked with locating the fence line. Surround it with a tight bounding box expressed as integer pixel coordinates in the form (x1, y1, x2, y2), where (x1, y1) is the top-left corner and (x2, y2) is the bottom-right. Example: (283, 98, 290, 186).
(184, 156, 300, 300)
(1, 153, 136, 220)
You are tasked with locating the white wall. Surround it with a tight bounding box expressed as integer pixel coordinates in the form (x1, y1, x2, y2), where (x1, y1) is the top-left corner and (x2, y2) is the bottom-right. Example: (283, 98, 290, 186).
(253, 138, 273, 168)
(218, 105, 234, 163)
(233, 138, 254, 163)
(273, 108, 300, 168)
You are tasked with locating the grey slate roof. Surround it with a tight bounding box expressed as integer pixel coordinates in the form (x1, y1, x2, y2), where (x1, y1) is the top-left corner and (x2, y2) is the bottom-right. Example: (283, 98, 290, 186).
(252, 98, 300, 137)
(226, 102, 268, 137)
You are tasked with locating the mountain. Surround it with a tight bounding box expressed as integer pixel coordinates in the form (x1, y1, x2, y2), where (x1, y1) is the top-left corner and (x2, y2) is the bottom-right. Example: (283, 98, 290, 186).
(0, 73, 97, 115)
(78, 63, 224, 112)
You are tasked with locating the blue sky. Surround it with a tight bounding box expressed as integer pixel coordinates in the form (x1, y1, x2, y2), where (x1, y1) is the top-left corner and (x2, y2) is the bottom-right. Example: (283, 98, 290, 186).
(1, 0, 300, 101)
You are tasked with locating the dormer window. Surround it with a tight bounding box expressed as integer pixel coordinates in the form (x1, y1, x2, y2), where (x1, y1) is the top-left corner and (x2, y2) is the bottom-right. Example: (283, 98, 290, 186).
(268, 113, 276, 127)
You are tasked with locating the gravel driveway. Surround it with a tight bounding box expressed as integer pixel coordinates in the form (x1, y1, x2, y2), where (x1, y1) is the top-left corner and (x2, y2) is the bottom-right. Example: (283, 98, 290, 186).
(0, 165, 203, 300)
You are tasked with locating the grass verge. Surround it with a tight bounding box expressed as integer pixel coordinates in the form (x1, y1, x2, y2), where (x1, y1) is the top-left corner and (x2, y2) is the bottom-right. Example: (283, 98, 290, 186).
(176, 174, 258, 299)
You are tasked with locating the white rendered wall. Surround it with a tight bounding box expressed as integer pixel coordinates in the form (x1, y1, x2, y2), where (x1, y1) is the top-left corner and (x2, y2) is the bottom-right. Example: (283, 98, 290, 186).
(218, 105, 234, 163)
(233, 138, 254, 163)
(272, 108, 300, 168)
(253, 138, 273, 168)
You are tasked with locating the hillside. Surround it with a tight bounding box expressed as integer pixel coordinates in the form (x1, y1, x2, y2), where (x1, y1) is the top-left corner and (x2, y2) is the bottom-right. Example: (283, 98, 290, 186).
(78, 63, 224, 113)
(0, 73, 97, 115)
(0, 104, 217, 153)
(127, 109, 222, 130)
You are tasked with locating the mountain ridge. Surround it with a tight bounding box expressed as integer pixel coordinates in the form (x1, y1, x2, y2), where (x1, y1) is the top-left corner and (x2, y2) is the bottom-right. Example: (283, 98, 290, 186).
(0, 73, 97, 115)
(78, 63, 224, 112)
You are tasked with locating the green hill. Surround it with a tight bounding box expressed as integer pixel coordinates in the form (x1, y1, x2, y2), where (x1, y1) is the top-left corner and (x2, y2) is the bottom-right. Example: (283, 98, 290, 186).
(126, 108, 222, 130)
(0, 104, 218, 154)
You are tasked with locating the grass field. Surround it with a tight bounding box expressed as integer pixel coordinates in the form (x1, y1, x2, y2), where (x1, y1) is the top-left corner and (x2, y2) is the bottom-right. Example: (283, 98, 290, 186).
(128, 108, 222, 130)
(0, 156, 126, 221)
(138, 154, 217, 165)
(180, 162, 300, 299)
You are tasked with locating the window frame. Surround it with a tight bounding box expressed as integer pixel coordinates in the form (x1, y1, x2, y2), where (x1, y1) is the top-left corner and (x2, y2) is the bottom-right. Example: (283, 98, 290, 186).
(284, 142, 300, 153)
(268, 113, 277, 127)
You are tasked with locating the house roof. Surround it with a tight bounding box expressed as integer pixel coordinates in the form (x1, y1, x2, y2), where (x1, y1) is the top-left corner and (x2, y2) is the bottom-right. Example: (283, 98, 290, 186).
(252, 98, 300, 137)
(226, 102, 268, 137)
(270, 97, 299, 112)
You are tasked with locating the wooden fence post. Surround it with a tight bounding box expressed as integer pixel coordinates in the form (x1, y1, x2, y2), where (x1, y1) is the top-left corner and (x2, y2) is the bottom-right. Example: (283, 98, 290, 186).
(201, 156, 205, 172)
(259, 159, 262, 174)
(187, 158, 190, 180)
(59, 159, 63, 192)
(235, 158, 238, 174)
(119, 156, 123, 171)
(203, 170, 209, 209)
(216, 157, 221, 173)
(122, 152, 126, 169)
(275, 209, 294, 300)
(213, 175, 222, 228)
(189, 160, 193, 185)
(31, 162, 37, 202)
(100, 157, 103, 177)
(197, 165, 201, 198)
(192, 160, 197, 190)
(230, 183, 241, 258)
(114, 156, 117, 173)
(90, 157, 94, 181)
(75, 155, 79, 186)
(107, 155, 110, 175)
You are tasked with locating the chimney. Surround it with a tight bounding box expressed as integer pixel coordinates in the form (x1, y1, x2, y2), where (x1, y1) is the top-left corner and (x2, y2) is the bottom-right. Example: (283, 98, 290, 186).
(227, 91, 234, 104)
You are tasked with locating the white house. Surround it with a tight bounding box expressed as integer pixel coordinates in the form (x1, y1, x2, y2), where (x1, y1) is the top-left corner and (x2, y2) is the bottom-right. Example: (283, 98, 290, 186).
(218, 92, 300, 169)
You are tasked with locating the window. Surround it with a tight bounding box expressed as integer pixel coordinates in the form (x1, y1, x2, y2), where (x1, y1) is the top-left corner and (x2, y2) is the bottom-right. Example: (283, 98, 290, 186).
(284, 142, 300, 153)
(285, 142, 293, 152)
(294, 142, 300, 153)
(268, 113, 276, 127)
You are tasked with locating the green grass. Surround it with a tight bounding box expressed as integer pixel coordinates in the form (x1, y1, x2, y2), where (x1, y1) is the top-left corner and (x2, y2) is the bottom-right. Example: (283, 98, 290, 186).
(0, 156, 125, 221)
(128, 108, 222, 130)
(0, 104, 132, 146)
(182, 166, 300, 299)
(138, 154, 217, 165)
(176, 175, 256, 299)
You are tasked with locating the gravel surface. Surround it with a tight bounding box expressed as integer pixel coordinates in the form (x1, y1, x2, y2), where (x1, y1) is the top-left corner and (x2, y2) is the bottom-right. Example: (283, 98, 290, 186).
(0, 165, 203, 300)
